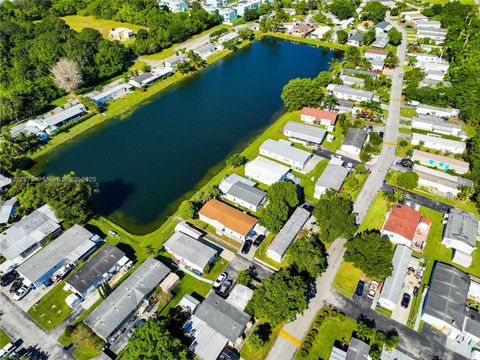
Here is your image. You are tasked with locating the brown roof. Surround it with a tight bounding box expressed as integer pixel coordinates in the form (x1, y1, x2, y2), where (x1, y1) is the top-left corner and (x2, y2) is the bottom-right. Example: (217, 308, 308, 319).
(301, 107, 338, 123)
(366, 48, 389, 55)
(198, 199, 257, 237)
(382, 204, 429, 241)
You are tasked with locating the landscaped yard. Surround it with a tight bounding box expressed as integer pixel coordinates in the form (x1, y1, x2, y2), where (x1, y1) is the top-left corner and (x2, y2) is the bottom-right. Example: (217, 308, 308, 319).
(333, 261, 368, 298)
(400, 107, 416, 118)
(0, 329, 12, 348)
(322, 126, 345, 153)
(28, 281, 73, 330)
(255, 233, 290, 270)
(59, 322, 104, 360)
(241, 321, 283, 360)
(359, 193, 389, 231)
(340, 172, 368, 201)
(61, 15, 146, 38)
(295, 308, 356, 360)
(204, 258, 229, 281)
(295, 159, 329, 202)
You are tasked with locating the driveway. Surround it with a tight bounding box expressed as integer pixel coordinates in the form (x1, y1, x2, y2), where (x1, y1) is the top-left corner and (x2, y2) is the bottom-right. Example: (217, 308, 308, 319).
(315, 147, 363, 169)
(382, 184, 453, 213)
(224, 254, 272, 282)
(0, 293, 73, 360)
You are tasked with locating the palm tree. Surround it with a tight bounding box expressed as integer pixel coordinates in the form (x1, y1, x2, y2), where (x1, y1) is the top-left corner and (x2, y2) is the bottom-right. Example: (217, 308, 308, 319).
(323, 93, 337, 111)
(187, 51, 207, 70)
(456, 185, 474, 201)
(175, 61, 193, 74)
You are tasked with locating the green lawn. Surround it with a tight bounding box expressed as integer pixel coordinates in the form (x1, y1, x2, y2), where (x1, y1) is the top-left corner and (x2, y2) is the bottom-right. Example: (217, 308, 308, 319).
(204, 258, 229, 281)
(295, 159, 329, 202)
(59, 323, 104, 360)
(295, 309, 356, 360)
(399, 127, 412, 135)
(240, 321, 283, 360)
(340, 173, 368, 201)
(61, 15, 146, 38)
(255, 233, 290, 270)
(407, 259, 433, 328)
(264, 32, 348, 51)
(376, 306, 392, 318)
(333, 261, 368, 298)
(400, 107, 416, 118)
(359, 193, 389, 231)
(322, 126, 345, 153)
(27, 281, 73, 330)
(0, 329, 12, 348)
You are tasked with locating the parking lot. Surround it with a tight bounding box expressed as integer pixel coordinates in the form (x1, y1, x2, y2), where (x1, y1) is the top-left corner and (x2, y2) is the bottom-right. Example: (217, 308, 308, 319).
(0, 279, 56, 312)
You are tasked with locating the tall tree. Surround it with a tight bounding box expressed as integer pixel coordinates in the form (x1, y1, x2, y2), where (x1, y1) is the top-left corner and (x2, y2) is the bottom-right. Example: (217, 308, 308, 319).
(288, 234, 327, 278)
(281, 78, 324, 111)
(361, 1, 387, 23)
(51, 58, 83, 93)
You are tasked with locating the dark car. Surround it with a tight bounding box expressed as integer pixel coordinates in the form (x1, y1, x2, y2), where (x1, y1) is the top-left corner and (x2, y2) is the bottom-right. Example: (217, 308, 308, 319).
(218, 279, 233, 297)
(9, 278, 23, 293)
(241, 240, 252, 254)
(400, 158, 413, 169)
(413, 287, 419, 297)
(1, 272, 17, 287)
(401, 293, 411, 308)
(354, 280, 365, 298)
(253, 235, 265, 247)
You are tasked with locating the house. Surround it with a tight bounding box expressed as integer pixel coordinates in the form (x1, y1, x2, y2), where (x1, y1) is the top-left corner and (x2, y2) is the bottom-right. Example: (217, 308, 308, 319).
(402, 11, 427, 22)
(0, 197, 17, 224)
(244, 156, 290, 186)
(469, 281, 480, 303)
(300, 107, 338, 126)
(339, 17, 355, 29)
(259, 139, 313, 170)
(341, 128, 367, 155)
(42, 103, 87, 130)
(222, 180, 267, 212)
(185, 292, 252, 360)
(347, 32, 364, 47)
(424, 70, 447, 82)
(334, 100, 356, 115)
(421, 263, 480, 343)
(371, 35, 390, 49)
(85, 258, 170, 341)
(90, 84, 133, 105)
(164, 53, 189, 68)
(416, 104, 459, 119)
(194, 43, 216, 59)
(266, 207, 310, 263)
(175, 221, 203, 240)
(342, 68, 378, 79)
(414, 164, 474, 197)
(128, 66, 173, 87)
(179, 294, 201, 313)
(160, 0, 189, 12)
(10, 120, 48, 140)
(219, 174, 255, 194)
(375, 21, 392, 35)
(417, 28, 447, 43)
(310, 26, 331, 39)
(417, 61, 449, 73)
(65, 244, 127, 298)
(314, 157, 350, 199)
(365, 48, 389, 62)
(0, 174, 11, 192)
(340, 74, 365, 87)
(416, 21, 441, 30)
(287, 24, 314, 38)
(216, 32, 240, 49)
(327, 84, 374, 102)
(378, 245, 413, 311)
(411, 115, 462, 137)
(413, 53, 447, 64)
(109, 27, 136, 41)
(17, 225, 100, 288)
(382, 204, 431, 252)
(370, 59, 385, 72)
(163, 232, 217, 274)
(283, 121, 326, 145)
(411, 133, 466, 154)
(0, 204, 60, 268)
(329, 337, 370, 360)
(225, 284, 254, 311)
(198, 199, 257, 242)
(411, 149, 470, 174)
(218, 8, 238, 24)
(442, 209, 478, 267)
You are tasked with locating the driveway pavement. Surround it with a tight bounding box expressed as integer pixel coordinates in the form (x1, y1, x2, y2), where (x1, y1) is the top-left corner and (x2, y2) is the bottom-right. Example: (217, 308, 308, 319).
(224, 254, 272, 282)
(382, 184, 453, 213)
(0, 293, 73, 360)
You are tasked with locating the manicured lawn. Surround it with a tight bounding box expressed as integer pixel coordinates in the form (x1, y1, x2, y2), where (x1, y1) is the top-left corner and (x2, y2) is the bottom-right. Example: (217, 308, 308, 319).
(295, 159, 329, 202)
(340, 173, 368, 201)
(295, 309, 356, 360)
(0, 329, 12, 348)
(49, 94, 72, 107)
(28, 281, 73, 330)
(160, 272, 213, 316)
(241, 321, 283, 360)
(399, 127, 412, 135)
(322, 126, 345, 153)
(264, 32, 348, 51)
(400, 107, 416, 118)
(255, 233, 290, 270)
(61, 15, 146, 38)
(204, 258, 229, 281)
(333, 261, 368, 298)
(376, 306, 392, 318)
(59, 323, 104, 360)
(359, 193, 389, 232)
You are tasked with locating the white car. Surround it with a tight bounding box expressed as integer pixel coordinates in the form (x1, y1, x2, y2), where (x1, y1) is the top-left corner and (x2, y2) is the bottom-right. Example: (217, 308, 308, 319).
(346, 162, 353, 170)
(213, 272, 227, 289)
(13, 284, 30, 301)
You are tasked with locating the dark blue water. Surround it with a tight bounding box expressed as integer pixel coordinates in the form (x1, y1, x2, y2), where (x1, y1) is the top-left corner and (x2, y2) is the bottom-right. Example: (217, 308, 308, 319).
(32, 37, 340, 234)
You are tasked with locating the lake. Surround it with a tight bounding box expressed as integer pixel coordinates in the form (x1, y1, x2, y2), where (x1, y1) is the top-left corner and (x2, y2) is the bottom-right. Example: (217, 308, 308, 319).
(32, 37, 341, 234)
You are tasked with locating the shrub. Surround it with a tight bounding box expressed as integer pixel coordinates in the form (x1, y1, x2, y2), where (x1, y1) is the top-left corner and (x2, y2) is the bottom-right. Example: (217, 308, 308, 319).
(396, 172, 419, 189)
(305, 334, 314, 342)
(310, 328, 318, 336)
(301, 349, 309, 357)
(303, 341, 312, 350)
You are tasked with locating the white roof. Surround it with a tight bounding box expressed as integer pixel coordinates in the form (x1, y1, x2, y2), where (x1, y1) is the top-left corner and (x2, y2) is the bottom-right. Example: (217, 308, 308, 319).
(0, 197, 16, 224)
(260, 139, 312, 165)
(380, 245, 412, 304)
(188, 316, 228, 360)
(328, 84, 374, 99)
(91, 84, 132, 102)
(412, 133, 466, 150)
(468, 281, 480, 301)
(283, 121, 326, 144)
(245, 156, 290, 184)
(179, 294, 201, 313)
(219, 174, 255, 194)
(225, 284, 254, 311)
(217, 32, 240, 44)
(42, 103, 87, 127)
(315, 158, 349, 192)
(414, 164, 473, 188)
(163, 232, 217, 270)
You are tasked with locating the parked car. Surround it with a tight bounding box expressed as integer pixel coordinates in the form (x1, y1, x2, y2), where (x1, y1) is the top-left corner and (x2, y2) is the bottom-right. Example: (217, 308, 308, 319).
(218, 279, 233, 297)
(346, 162, 353, 170)
(401, 293, 411, 308)
(354, 280, 365, 298)
(413, 286, 419, 297)
(241, 240, 252, 254)
(213, 272, 227, 289)
(331, 154, 342, 160)
(9, 278, 23, 293)
(253, 235, 265, 247)
(127, 319, 146, 336)
(368, 281, 379, 298)
(1, 272, 17, 287)
(13, 285, 31, 301)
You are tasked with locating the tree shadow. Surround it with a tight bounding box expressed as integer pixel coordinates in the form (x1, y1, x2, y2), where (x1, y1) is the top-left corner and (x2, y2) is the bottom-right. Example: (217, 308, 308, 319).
(92, 177, 135, 217)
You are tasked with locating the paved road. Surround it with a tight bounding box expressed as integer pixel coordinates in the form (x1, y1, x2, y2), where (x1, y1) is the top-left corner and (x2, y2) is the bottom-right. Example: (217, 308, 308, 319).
(266, 239, 346, 360)
(0, 293, 73, 359)
(382, 184, 453, 213)
(353, 19, 407, 224)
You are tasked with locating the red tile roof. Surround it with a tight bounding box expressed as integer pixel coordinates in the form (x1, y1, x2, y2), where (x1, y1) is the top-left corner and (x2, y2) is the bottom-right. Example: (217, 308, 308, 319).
(366, 48, 389, 55)
(301, 107, 338, 123)
(383, 204, 429, 241)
